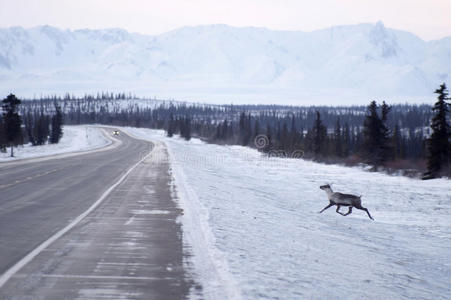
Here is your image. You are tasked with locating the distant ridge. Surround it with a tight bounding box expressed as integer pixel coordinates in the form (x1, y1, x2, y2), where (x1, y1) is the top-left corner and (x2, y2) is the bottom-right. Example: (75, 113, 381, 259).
(0, 23, 449, 104)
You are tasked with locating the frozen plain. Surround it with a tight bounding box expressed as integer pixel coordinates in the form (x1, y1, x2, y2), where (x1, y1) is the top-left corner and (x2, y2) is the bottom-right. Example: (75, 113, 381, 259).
(124, 127, 451, 300)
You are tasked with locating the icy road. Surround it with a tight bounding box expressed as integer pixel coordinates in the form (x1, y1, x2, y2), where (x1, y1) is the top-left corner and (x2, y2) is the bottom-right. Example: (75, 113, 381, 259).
(0, 128, 195, 299)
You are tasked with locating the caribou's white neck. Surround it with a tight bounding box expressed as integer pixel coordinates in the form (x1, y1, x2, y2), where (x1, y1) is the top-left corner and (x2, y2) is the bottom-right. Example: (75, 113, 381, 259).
(323, 188, 334, 199)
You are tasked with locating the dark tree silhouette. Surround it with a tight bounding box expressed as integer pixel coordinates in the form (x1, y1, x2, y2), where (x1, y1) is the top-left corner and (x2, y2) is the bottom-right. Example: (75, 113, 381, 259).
(424, 83, 450, 179)
(2, 94, 22, 157)
(167, 113, 175, 137)
(50, 102, 64, 143)
(334, 118, 342, 157)
(8, 92, 435, 175)
(380, 101, 392, 161)
(312, 111, 327, 158)
(392, 124, 402, 160)
(362, 101, 391, 169)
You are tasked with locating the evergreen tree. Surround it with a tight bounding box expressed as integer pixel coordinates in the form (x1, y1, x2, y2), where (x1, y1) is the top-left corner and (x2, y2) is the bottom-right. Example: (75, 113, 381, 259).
(424, 83, 450, 178)
(312, 111, 327, 157)
(0, 118, 6, 152)
(223, 119, 230, 140)
(289, 116, 300, 150)
(34, 113, 49, 145)
(254, 119, 260, 140)
(238, 112, 251, 146)
(246, 113, 252, 145)
(343, 122, 351, 157)
(25, 111, 36, 145)
(183, 117, 192, 141)
(1, 94, 22, 157)
(50, 103, 63, 143)
(264, 124, 272, 153)
(334, 118, 342, 157)
(167, 113, 175, 137)
(281, 122, 289, 151)
(178, 117, 185, 138)
(276, 121, 281, 148)
(362, 101, 391, 168)
(215, 122, 221, 140)
(247, 118, 260, 148)
(392, 124, 402, 160)
(380, 101, 392, 161)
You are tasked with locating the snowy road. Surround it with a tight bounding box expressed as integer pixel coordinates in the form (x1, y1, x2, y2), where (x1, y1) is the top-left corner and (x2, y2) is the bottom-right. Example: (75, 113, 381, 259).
(0, 128, 196, 299)
(125, 128, 451, 300)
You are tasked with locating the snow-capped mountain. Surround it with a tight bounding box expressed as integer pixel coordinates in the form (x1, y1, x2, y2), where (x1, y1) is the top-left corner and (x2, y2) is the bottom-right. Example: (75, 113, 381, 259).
(0, 22, 449, 104)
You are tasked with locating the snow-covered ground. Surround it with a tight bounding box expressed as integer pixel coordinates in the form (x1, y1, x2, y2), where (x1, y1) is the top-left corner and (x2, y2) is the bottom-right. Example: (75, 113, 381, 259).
(123, 127, 451, 300)
(0, 125, 110, 162)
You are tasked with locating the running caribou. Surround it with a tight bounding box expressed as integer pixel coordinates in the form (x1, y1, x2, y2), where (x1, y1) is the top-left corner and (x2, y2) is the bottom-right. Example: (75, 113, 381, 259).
(319, 184, 374, 220)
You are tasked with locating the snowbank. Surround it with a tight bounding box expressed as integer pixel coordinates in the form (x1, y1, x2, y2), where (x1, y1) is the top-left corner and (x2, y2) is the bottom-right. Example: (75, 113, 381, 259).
(0, 125, 110, 162)
(123, 127, 451, 300)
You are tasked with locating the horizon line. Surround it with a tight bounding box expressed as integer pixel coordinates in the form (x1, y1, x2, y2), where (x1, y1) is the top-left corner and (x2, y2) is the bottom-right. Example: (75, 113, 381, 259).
(1, 22, 450, 42)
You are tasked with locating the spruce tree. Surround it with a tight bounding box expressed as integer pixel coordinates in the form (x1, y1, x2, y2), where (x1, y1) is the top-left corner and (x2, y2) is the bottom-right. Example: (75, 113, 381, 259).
(392, 124, 402, 160)
(343, 122, 351, 157)
(254, 119, 260, 141)
(167, 113, 175, 137)
(264, 124, 272, 153)
(424, 83, 450, 179)
(0, 118, 6, 152)
(238, 112, 251, 146)
(380, 101, 392, 161)
(183, 117, 191, 141)
(223, 119, 230, 140)
(334, 118, 342, 157)
(281, 122, 289, 151)
(179, 117, 185, 138)
(312, 111, 327, 158)
(34, 113, 48, 145)
(289, 116, 300, 150)
(50, 103, 63, 143)
(362, 101, 391, 168)
(25, 111, 36, 145)
(215, 123, 221, 141)
(1, 94, 22, 157)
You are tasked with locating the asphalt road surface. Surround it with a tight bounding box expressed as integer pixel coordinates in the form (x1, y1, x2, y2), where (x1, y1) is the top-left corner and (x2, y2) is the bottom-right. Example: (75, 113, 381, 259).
(0, 128, 197, 299)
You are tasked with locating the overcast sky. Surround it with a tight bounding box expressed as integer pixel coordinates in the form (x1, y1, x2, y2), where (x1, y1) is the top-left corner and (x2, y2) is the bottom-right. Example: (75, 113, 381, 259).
(0, 0, 449, 40)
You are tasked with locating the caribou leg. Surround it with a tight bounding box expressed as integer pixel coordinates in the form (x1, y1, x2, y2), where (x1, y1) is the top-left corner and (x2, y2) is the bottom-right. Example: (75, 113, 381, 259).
(343, 207, 352, 216)
(336, 205, 346, 216)
(319, 203, 334, 213)
(356, 205, 374, 220)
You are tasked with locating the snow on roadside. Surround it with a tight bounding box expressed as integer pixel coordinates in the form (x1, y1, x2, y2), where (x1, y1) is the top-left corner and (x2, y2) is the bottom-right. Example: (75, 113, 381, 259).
(0, 125, 110, 162)
(123, 127, 451, 300)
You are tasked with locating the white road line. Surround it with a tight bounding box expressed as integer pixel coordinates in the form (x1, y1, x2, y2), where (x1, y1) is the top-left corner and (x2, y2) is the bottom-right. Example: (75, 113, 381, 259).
(125, 215, 135, 225)
(0, 142, 153, 289)
(13, 274, 171, 281)
(97, 262, 152, 266)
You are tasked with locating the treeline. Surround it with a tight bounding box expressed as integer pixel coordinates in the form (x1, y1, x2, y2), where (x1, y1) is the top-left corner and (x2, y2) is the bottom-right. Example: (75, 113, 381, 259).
(10, 85, 450, 178)
(28, 91, 138, 101)
(23, 104, 63, 146)
(1, 94, 64, 157)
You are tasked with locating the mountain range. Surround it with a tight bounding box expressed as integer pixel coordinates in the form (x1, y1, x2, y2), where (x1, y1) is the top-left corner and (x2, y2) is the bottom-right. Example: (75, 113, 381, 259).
(0, 22, 450, 104)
